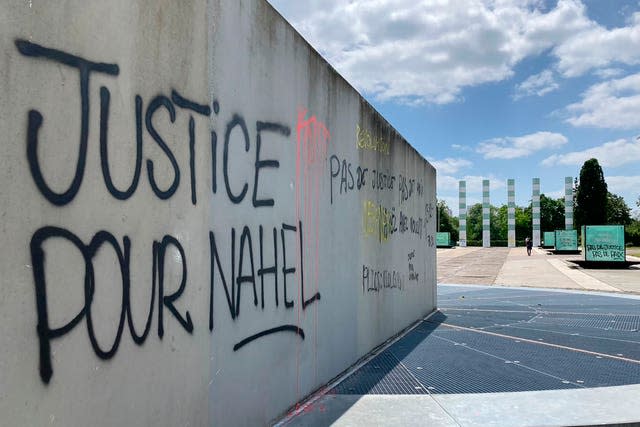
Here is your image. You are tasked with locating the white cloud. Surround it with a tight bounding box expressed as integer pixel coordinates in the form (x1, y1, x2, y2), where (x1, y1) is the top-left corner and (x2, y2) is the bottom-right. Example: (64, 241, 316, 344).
(477, 131, 568, 159)
(268, 1, 640, 105)
(605, 175, 640, 194)
(543, 189, 564, 199)
(452, 144, 473, 152)
(464, 175, 506, 192)
(436, 174, 507, 215)
(541, 138, 640, 167)
(430, 157, 472, 174)
(437, 174, 506, 193)
(514, 70, 559, 99)
(437, 175, 461, 192)
(605, 175, 640, 214)
(554, 12, 640, 77)
(565, 73, 640, 129)
(268, 0, 598, 105)
(593, 68, 625, 79)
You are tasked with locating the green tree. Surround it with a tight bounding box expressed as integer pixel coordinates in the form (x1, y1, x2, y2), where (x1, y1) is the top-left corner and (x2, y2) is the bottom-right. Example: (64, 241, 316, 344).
(516, 205, 532, 245)
(465, 203, 483, 244)
(575, 158, 608, 227)
(437, 199, 459, 241)
(463, 202, 532, 246)
(629, 196, 640, 244)
(540, 194, 564, 232)
(606, 192, 632, 225)
(492, 205, 508, 241)
(626, 220, 640, 245)
(451, 215, 459, 240)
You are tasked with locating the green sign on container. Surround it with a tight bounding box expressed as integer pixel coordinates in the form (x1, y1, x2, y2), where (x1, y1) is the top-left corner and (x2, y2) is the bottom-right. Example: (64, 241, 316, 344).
(555, 229, 578, 251)
(543, 231, 555, 248)
(436, 232, 451, 247)
(584, 225, 625, 262)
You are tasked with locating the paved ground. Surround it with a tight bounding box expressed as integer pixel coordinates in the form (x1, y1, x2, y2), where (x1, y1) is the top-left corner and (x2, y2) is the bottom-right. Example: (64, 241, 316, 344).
(276, 248, 640, 427)
(439, 247, 640, 293)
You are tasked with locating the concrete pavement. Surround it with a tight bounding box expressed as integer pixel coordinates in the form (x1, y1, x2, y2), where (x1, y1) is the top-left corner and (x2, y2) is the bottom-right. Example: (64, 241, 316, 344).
(280, 384, 640, 427)
(439, 246, 640, 294)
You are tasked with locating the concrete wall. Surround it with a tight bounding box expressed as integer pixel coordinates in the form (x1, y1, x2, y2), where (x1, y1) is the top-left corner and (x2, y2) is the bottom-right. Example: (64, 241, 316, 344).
(0, 1, 436, 425)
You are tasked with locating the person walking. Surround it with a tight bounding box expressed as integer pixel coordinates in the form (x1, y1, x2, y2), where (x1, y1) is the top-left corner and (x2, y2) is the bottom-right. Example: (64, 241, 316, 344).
(525, 237, 533, 256)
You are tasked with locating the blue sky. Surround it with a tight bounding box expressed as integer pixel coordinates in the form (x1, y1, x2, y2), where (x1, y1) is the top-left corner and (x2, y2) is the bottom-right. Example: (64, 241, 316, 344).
(267, 0, 640, 216)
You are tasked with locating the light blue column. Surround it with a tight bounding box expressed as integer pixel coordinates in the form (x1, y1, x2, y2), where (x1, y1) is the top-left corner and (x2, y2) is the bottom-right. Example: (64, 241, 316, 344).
(508, 179, 515, 248)
(532, 178, 540, 246)
(565, 176, 573, 230)
(459, 181, 466, 247)
(482, 180, 490, 247)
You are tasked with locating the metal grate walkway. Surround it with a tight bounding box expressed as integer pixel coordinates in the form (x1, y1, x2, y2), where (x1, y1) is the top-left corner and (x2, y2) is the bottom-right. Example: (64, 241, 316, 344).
(330, 286, 640, 395)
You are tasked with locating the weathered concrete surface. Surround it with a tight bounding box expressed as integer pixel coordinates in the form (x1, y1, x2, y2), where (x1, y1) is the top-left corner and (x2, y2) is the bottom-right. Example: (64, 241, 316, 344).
(495, 248, 590, 290)
(579, 263, 640, 293)
(279, 385, 640, 427)
(437, 247, 509, 285)
(545, 258, 619, 292)
(0, 1, 436, 426)
(432, 385, 640, 427)
(281, 395, 460, 427)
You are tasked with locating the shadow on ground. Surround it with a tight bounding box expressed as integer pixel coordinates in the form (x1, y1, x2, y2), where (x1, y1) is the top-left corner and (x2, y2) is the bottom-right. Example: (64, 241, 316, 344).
(279, 285, 640, 426)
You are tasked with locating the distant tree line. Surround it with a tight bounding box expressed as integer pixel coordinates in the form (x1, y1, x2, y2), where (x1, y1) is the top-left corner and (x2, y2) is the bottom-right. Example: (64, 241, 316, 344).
(438, 158, 640, 246)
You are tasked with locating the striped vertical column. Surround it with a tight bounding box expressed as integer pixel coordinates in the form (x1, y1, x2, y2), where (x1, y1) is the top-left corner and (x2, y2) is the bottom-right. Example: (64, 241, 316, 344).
(459, 181, 467, 247)
(507, 179, 516, 248)
(564, 176, 573, 230)
(532, 178, 541, 247)
(482, 179, 490, 247)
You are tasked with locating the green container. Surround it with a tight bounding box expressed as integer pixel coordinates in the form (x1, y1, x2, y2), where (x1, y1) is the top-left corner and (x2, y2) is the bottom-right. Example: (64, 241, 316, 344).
(555, 229, 578, 251)
(436, 232, 451, 247)
(543, 231, 555, 248)
(583, 225, 625, 262)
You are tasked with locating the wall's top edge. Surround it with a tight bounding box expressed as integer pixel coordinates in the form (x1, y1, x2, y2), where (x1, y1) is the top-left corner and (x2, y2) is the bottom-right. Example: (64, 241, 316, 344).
(261, 0, 433, 170)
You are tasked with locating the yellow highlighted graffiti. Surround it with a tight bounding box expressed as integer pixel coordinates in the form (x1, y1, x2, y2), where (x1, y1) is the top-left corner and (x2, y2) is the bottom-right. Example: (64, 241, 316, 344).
(356, 125, 390, 155)
(363, 199, 393, 243)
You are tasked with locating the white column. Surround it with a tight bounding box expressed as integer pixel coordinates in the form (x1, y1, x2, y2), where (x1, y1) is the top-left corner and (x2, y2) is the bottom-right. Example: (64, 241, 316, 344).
(508, 179, 515, 248)
(532, 178, 540, 247)
(564, 176, 573, 230)
(459, 181, 466, 247)
(482, 180, 490, 247)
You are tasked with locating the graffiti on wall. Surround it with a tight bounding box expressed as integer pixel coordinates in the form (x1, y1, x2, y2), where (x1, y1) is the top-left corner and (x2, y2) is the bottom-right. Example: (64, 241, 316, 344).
(16, 39, 324, 383)
(15, 38, 432, 385)
(356, 124, 390, 155)
(330, 129, 434, 292)
(294, 108, 327, 310)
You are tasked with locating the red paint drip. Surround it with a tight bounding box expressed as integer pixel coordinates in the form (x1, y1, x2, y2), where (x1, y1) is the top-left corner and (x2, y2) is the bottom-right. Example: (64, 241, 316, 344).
(294, 107, 330, 402)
